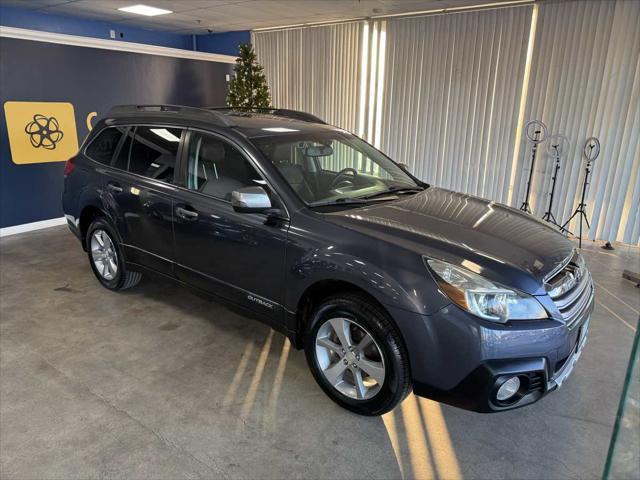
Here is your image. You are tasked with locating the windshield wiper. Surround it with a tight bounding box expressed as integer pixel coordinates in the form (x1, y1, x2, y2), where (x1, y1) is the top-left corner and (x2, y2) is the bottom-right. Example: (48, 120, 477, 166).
(309, 197, 370, 208)
(360, 186, 425, 200)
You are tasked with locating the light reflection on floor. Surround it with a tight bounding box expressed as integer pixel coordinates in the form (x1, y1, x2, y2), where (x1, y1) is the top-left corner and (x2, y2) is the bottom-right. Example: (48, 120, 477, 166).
(384, 394, 462, 480)
(224, 327, 462, 479)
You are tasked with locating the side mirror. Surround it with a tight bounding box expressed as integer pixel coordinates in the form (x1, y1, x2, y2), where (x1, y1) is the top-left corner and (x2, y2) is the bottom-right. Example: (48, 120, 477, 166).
(231, 186, 272, 213)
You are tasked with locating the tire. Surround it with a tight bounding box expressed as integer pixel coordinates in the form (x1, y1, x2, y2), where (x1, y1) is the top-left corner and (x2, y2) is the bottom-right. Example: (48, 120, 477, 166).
(86, 217, 142, 291)
(304, 293, 411, 415)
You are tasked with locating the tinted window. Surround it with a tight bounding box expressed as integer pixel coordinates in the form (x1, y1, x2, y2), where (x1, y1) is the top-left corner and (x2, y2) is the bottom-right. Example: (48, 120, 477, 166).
(85, 127, 123, 164)
(186, 133, 262, 200)
(128, 126, 182, 183)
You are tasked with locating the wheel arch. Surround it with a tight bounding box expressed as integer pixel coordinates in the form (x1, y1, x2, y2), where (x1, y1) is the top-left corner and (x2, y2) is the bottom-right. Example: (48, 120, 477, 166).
(292, 279, 396, 349)
(78, 205, 117, 250)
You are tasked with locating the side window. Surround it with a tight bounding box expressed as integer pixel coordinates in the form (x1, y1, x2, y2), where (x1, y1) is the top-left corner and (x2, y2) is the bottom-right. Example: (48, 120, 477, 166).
(85, 127, 124, 165)
(128, 126, 182, 183)
(186, 133, 262, 200)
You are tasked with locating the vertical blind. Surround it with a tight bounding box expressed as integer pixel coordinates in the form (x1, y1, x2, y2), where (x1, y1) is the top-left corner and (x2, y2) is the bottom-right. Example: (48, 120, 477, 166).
(379, 6, 532, 204)
(253, 0, 639, 244)
(515, 0, 640, 244)
(252, 21, 363, 132)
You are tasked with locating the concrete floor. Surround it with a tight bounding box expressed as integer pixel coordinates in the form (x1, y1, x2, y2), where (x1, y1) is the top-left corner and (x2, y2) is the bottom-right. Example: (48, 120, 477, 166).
(1, 226, 638, 480)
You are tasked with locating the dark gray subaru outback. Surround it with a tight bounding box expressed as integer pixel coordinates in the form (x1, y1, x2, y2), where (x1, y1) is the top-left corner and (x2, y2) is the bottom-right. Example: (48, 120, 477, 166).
(63, 105, 594, 415)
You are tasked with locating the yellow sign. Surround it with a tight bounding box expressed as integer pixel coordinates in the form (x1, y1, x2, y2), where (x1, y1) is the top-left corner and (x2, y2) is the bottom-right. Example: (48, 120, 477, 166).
(4, 101, 79, 164)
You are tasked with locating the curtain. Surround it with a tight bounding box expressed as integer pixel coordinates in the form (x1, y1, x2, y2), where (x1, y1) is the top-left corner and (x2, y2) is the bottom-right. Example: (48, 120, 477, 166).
(252, 0, 639, 244)
(252, 21, 363, 132)
(378, 6, 533, 204)
(515, 0, 640, 244)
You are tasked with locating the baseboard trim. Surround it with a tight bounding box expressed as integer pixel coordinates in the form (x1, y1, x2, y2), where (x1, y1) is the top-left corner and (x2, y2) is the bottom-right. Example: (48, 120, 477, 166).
(0, 217, 67, 237)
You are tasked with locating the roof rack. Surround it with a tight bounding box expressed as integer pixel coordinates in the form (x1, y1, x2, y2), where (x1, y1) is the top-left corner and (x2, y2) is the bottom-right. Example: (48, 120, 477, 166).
(107, 104, 235, 127)
(209, 107, 326, 124)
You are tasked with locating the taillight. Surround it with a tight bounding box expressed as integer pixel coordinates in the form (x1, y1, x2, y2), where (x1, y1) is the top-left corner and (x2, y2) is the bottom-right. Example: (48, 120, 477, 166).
(63, 156, 76, 177)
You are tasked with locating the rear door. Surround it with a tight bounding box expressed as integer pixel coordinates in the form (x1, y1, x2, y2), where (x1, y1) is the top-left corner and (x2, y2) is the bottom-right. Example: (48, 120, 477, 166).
(171, 130, 289, 326)
(103, 125, 184, 276)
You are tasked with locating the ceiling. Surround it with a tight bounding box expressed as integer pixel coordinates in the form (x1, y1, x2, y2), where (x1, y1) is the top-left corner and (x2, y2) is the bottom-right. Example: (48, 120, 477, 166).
(0, 0, 519, 34)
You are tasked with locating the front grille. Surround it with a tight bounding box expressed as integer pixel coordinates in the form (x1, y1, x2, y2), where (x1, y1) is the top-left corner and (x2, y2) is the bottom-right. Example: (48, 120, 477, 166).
(545, 251, 594, 329)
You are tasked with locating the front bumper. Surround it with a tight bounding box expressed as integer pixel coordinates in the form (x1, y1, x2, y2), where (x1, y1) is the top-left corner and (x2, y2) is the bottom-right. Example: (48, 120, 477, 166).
(387, 292, 594, 413)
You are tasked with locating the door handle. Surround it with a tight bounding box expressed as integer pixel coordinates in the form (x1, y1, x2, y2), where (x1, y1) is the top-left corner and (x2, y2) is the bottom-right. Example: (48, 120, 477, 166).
(107, 182, 123, 194)
(176, 206, 199, 220)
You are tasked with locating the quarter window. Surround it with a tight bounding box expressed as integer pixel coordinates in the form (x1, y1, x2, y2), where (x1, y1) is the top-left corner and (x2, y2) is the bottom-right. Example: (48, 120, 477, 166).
(186, 133, 262, 200)
(128, 126, 183, 183)
(85, 127, 124, 165)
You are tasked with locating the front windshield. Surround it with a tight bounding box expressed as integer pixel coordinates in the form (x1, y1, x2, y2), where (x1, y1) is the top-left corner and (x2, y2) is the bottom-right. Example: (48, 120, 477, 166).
(251, 131, 422, 206)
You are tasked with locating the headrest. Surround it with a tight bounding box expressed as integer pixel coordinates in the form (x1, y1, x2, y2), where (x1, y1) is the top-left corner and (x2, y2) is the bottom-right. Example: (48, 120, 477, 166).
(277, 163, 305, 184)
(272, 143, 292, 163)
(200, 140, 225, 162)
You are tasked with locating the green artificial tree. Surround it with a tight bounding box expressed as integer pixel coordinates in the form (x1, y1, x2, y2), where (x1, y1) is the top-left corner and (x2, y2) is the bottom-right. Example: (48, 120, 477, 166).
(226, 43, 271, 109)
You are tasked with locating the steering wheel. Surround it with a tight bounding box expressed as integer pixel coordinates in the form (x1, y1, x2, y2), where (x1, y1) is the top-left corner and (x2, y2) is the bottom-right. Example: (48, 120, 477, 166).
(329, 167, 358, 190)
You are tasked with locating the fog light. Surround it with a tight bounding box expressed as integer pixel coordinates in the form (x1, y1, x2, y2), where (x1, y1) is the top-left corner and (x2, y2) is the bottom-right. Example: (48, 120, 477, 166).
(496, 376, 521, 401)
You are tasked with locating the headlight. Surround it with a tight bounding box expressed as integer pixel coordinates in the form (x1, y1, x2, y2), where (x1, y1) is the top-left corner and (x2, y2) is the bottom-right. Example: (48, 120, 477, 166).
(426, 258, 547, 323)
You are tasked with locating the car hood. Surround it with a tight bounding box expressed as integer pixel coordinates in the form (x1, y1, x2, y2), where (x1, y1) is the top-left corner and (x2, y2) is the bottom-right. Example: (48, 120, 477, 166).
(324, 187, 574, 295)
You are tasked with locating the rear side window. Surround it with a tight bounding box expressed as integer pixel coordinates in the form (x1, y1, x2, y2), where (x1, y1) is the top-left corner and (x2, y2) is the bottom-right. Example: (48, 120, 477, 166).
(85, 127, 124, 165)
(128, 126, 182, 183)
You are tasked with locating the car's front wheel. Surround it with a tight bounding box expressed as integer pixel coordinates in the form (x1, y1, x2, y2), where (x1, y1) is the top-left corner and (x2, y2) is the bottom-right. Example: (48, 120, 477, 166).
(86, 218, 142, 291)
(304, 294, 411, 415)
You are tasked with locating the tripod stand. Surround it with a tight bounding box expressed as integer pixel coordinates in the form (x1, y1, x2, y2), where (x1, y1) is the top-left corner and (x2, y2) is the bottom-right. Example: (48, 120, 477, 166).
(542, 134, 569, 227)
(520, 120, 548, 213)
(560, 137, 600, 248)
(560, 162, 591, 246)
(542, 157, 562, 226)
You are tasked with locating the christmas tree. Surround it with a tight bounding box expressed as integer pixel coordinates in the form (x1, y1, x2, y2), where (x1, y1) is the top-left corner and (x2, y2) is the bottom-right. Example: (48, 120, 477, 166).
(226, 43, 271, 108)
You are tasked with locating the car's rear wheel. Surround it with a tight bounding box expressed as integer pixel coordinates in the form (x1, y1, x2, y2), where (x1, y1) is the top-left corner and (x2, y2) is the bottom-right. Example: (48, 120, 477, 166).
(86, 218, 142, 291)
(304, 294, 411, 415)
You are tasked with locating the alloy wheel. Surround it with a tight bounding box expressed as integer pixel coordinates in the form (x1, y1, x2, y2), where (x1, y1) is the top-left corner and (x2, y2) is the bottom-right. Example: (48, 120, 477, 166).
(315, 317, 386, 400)
(90, 229, 118, 281)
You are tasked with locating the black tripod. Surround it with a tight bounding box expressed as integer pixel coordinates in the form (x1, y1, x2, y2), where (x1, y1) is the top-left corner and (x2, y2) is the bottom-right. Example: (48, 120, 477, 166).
(560, 162, 591, 247)
(520, 131, 541, 213)
(542, 156, 562, 226)
(561, 137, 600, 248)
(520, 120, 547, 213)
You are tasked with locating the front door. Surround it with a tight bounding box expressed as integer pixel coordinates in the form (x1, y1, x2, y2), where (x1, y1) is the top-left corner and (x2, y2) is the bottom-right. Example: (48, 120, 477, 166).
(172, 131, 289, 326)
(104, 125, 183, 276)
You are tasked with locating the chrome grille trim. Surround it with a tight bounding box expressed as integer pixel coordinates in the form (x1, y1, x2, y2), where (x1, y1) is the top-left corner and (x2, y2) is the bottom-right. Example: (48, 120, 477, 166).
(544, 252, 593, 329)
(564, 281, 593, 329)
(543, 250, 575, 284)
(553, 270, 591, 310)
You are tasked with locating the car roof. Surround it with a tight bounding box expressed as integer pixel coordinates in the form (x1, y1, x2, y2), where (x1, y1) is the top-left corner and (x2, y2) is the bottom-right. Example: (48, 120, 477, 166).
(105, 105, 339, 138)
(225, 112, 338, 138)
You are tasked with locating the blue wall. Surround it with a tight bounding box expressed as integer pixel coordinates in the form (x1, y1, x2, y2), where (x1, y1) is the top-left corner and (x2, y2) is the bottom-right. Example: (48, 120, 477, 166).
(1, 36, 234, 228)
(196, 30, 251, 56)
(0, 5, 251, 228)
(0, 5, 250, 55)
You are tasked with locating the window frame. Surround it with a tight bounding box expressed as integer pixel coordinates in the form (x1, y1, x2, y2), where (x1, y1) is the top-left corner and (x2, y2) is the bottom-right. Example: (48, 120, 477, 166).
(126, 125, 184, 184)
(179, 127, 288, 217)
(84, 123, 289, 218)
(83, 123, 187, 188)
(250, 131, 424, 207)
(83, 125, 128, 166)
